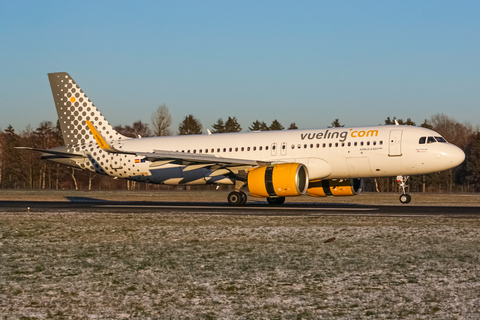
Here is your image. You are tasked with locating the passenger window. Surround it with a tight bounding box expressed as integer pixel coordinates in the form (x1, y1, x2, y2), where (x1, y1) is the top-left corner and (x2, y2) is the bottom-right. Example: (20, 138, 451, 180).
(253, 146, 256, 151)
(188, 150, 190, 153)
(235, 147, 238, 152)
(379, 141, 383, 145)
(266, 146, 268, 150)
(198, 149, 202, 153)
(360, 142, 364, 146)
(259, 146, 263, 151)
(435, 136, 447, 143)
(341, 143, 345, 147)
(373, 141, 376, 145)
(282, 145, 286, 149)
(310, 144, 313, 148)
(427, 136, 436, 144)
(329, 143, 332, 147)
(335, 143, 338, 147)
(223, 148, 226, 152)
(304, 144, 307, 148)
(316, 143, 319, 148)
(229, 148, 232, 152)
(241, 147, 244, 151)
(211, 148, 214, 153)
(367, 141, 370, 146)
(291, 144, 295, 149)
(348, 142, 351, 147)
(217, 148, 220, 152)
(297, 144, 301, 149)
(193, 150, 196, 153)
(354, 142, 357, 146)
(419, 137, 426, 144)
(247, 147, 251, 151)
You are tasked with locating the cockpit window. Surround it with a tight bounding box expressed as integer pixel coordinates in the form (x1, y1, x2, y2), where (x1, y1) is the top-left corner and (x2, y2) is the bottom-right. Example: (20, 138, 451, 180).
(419, 137, 426, 144)
(427, 136, 437, 144)
(435, 136, 447, 143)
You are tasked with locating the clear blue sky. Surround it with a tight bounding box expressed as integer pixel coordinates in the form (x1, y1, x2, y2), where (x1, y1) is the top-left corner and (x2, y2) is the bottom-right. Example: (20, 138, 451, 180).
(1, 0, 479, 133)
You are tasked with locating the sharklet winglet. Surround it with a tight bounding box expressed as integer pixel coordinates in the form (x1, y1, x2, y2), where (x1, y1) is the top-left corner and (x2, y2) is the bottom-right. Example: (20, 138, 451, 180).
(86, 121, 124, 153)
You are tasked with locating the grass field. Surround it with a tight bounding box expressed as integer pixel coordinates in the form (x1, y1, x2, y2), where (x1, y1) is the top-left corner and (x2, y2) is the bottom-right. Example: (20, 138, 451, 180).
(1, 204, 479, 319)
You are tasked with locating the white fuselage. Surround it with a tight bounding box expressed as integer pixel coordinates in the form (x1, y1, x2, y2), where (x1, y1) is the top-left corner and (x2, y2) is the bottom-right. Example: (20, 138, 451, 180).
(51, 124, 464, 186)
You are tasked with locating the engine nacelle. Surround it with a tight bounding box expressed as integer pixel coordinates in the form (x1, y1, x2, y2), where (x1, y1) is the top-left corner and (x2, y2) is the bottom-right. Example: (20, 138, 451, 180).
(248, 163, 309, 198)
(307, 178, 363, 197)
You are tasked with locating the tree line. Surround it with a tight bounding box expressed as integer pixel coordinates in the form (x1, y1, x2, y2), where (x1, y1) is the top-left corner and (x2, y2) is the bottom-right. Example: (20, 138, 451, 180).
(1, 105, 479, 193)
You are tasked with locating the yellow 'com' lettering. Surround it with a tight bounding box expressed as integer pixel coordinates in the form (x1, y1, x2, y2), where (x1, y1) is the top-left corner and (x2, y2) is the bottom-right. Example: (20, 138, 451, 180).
(350, 130, 378, 138)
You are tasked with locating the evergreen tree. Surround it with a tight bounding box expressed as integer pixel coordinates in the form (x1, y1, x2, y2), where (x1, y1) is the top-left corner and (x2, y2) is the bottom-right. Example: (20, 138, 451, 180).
(249, 120, 269, 131)
(224, 117, 242, 133)
(288, 122, 298, 130)
(420, 119, 433, 130)
(330, 119, 344, 128)
(384, 117, 415, 126)
(178, 115, 203, 135)
(269, 119, 284, 131)
(211, 118, 225, 133)
(384, 117, 395, 125)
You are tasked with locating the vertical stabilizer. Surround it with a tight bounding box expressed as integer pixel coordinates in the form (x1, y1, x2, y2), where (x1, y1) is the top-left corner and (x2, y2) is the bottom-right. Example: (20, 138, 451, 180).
(48, 72, 126, 146)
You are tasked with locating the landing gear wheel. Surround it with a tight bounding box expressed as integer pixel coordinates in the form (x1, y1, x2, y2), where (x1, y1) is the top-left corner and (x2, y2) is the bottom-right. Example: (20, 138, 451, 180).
(396, 175, 411, 204)
(399, 194, 411, 204)
(267, 197, 286, 205)
(228, 191, 247, 206)
(239, 191, 247, 205)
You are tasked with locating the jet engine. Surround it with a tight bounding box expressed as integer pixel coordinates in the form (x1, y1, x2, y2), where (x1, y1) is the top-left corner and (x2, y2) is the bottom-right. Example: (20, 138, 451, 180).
(307, 178, 363, 197)
(248, 163, 309, 198)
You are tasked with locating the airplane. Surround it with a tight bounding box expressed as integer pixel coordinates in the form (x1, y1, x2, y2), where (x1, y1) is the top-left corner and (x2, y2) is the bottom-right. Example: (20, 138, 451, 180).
(17, 72, 465, 205)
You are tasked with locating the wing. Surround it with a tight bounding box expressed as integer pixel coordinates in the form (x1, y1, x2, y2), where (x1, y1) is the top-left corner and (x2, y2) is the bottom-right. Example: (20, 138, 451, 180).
(86, 121, 269, 173)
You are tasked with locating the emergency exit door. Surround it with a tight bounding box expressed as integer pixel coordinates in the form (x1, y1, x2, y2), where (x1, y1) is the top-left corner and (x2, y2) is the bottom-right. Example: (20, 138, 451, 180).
(389, 130, 403, 156)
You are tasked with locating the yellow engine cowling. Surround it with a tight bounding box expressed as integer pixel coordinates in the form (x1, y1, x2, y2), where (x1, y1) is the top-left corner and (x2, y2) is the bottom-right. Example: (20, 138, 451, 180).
(307, 178, 363, 197)
(248, 163, 309, 198)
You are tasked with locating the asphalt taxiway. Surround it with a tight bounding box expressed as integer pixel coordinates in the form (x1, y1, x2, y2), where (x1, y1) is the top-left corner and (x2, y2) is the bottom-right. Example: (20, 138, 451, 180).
(0, 199, 479, 217)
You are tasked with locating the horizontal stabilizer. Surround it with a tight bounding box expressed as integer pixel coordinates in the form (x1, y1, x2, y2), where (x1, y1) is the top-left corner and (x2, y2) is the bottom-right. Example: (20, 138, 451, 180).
(15, 147, 84, 158)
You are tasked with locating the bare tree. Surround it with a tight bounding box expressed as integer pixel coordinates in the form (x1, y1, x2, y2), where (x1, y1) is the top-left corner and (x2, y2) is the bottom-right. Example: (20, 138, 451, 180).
(151, 104, 172, 136)
(430, 113, 474, 149)
(114, 121, 151, 138)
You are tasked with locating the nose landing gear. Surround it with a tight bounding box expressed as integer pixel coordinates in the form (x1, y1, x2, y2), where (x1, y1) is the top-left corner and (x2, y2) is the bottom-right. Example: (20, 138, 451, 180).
(397, 175, 411, 204)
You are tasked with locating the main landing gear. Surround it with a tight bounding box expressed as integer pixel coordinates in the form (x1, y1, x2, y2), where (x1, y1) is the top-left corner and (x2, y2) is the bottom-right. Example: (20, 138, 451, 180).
(228, 180, 248, 206)
(397, 175, 411, 204)
(227, 190, 247, 206)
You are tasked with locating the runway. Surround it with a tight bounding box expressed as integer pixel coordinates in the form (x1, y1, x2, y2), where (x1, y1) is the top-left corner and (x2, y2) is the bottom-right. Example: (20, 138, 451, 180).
(1, 199, 479, 217)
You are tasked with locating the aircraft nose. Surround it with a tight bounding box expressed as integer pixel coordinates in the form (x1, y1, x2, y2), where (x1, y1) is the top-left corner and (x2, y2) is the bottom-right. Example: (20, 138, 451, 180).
(446, 144, 465, 167)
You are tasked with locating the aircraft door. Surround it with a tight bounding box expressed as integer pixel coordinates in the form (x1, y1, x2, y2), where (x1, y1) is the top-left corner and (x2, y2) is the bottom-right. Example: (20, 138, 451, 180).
(389, 130, 403, 156)
(281, 142, 287, 156)
(111, 154, 123, 169)
(271, 143, 277, 156)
